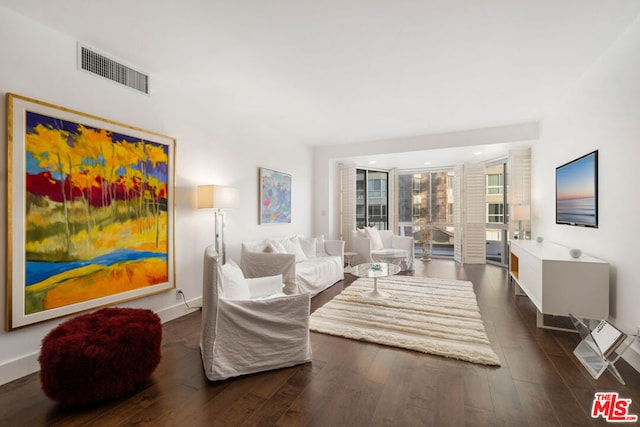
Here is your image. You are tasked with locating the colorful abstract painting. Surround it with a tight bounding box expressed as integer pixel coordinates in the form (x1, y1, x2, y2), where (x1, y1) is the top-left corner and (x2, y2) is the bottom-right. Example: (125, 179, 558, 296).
(6, 94, 175, 330)
(259, 167, 291, 224)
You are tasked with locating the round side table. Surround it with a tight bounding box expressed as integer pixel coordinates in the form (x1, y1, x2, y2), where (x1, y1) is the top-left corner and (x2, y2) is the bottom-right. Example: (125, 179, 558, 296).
(343, 251, 358, 273)
(352, 263, 401, 299)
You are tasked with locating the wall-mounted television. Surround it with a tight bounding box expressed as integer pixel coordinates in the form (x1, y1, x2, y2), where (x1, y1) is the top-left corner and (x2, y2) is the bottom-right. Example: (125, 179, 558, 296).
(556, 150, 598, 228)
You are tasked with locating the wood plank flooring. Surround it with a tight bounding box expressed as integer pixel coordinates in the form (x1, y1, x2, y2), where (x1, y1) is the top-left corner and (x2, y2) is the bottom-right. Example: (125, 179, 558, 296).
(1, 259, 639, 426)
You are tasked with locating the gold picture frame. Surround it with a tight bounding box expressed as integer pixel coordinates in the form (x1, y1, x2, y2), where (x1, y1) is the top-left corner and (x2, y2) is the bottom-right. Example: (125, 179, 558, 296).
(6, 93, 176, 330)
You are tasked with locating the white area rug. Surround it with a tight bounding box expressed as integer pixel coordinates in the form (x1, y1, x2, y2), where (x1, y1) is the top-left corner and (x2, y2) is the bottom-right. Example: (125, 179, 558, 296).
(310, 275, 501, 366)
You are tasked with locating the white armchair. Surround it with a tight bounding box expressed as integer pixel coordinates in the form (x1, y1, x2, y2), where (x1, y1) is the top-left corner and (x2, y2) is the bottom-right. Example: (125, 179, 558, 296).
(200, 246, 312, 381)
(351, 229, 414, 271)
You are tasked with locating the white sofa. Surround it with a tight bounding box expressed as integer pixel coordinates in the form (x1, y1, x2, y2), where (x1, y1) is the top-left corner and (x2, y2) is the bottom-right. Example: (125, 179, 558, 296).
(351, 228, 414, 271)
(240, 234, 344, 296)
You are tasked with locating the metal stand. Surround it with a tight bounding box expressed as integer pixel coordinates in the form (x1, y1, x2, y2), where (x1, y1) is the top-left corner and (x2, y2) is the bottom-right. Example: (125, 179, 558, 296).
(215, 210, 225, 264)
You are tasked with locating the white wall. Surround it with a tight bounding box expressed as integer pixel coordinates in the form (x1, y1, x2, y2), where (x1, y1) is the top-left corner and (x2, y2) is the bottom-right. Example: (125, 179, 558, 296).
(533, 16, 640, 369)
(0, 7, 313, 385)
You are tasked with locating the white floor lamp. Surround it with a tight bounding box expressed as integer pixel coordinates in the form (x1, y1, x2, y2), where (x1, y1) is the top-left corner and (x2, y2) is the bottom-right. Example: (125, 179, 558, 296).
(197, 185, 240, 263)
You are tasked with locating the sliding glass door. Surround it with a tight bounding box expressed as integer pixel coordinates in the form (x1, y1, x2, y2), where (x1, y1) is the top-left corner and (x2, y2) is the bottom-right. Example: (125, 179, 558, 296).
(397, 170, 455, 259)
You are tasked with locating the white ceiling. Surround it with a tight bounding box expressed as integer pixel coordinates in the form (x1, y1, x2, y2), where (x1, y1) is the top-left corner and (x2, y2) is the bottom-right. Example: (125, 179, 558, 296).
(342, 139, 534, 170)
(3, 0, 640, 168)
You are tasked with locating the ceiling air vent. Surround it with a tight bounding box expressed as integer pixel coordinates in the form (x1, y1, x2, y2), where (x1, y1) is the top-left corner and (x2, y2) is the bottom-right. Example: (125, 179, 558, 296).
(78, 44, 149, 94)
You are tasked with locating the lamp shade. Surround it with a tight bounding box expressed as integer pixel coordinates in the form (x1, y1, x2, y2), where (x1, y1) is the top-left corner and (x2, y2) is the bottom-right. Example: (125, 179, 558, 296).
(512, 204, 531, 220)
(197, 185, 240, 210)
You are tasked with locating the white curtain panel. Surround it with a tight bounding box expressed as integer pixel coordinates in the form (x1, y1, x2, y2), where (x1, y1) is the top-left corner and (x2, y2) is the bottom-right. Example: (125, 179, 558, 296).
(508, 148, 532, 238)
(389, 168, 397, 234)
(339, 162, 356, 251)
(453, 165, 463, 263)
(462, 162, 487, 264)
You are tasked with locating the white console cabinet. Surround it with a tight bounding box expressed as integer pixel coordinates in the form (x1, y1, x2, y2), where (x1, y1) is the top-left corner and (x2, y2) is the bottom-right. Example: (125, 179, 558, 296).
(509, 240, 609, 329)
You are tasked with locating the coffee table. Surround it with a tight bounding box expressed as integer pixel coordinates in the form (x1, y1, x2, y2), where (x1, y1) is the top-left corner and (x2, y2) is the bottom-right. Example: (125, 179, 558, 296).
(353, 263, 401, 299)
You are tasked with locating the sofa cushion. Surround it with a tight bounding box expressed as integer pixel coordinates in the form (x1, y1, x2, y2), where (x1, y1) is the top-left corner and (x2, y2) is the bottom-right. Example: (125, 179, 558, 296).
(265, 236, 308, 262)
(243, 239, 267, 253)
(365, 227, 384, 250)
(296, 255, 343, 296)
(246, 274, 285, 298)
(315, 235, 329, 257)
(265, 239, 287, 254)
(279, 236, 308, 262)
(221, 260, 251, 300)
(299, 236, 317, 259)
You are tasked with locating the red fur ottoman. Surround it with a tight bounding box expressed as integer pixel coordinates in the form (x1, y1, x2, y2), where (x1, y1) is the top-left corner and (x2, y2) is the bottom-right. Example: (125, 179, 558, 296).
(39, 307, 162, 406)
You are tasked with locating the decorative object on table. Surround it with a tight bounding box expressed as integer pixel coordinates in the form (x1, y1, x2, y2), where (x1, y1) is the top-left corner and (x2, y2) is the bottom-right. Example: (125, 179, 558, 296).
(39, 307, 162, 406)
(197, 185, 240, 264)
(259, 167, 291, 224)
(6, 93, 176, 331)
(569, 248, 582, 258)
(419, 221, 433, 262)
(310, 275, 501, 366)
(536, 236, 544, 243)
(370, 263, 382, 271)
(556, 150, 598, 228)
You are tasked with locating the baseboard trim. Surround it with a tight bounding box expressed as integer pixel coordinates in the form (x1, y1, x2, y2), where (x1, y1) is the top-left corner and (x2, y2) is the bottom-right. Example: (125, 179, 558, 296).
(0, 297, 202, 387)
(0, 352, 40, 387)
(622, 342, 640, 374)
(156, 297, 202, 323)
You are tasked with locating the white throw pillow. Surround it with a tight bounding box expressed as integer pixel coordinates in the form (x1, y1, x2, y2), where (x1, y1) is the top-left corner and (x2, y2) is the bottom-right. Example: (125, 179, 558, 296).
(246, 274, 284, 298)
(279, 236, 308, 262)
(315, 235, 329, 257)
(220, 260, 251, 300)
(356, 228, 366, 237)
(365, 227, 384, 250)
(265, 239, 287, 254)
(298, 236, 317, 259)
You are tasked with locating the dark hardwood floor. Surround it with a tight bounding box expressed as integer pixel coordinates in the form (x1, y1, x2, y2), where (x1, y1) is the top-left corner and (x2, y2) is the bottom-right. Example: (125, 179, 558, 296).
(2, 259, 639, 426)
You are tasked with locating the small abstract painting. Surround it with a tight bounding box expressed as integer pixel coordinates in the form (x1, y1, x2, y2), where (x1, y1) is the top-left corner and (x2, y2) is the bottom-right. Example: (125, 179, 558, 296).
(6, 94, 176, 330)
(259, 167, 291, 224)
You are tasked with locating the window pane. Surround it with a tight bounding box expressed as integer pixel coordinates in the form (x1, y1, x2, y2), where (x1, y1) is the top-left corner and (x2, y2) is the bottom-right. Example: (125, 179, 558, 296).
(397, 169, 455, 259)
(487, 203, 504, 223)
(356, 168, 388, 229)
(485, 161, 508, 266)
(486, 173, 503, 195)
